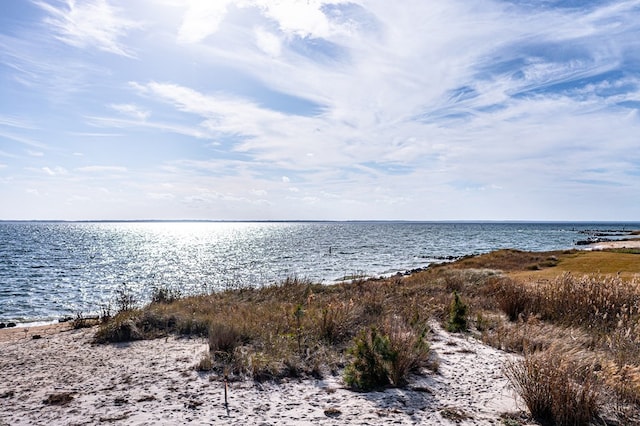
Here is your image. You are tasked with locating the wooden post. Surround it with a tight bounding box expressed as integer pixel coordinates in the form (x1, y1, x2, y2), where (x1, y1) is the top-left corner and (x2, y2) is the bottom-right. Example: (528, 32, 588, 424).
(224, 377, 228, 408)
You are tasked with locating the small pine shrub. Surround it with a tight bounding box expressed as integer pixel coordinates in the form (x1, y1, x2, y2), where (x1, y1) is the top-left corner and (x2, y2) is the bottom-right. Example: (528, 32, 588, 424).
(344, 319, 430, 391)
(344, 326, 391, 390)
(447, 291, 468, 332)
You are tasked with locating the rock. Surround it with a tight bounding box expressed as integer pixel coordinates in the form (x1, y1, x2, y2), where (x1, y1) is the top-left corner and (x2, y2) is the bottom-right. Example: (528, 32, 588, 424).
(0, 323, 5, 329)
(576, 237, 613, 245)
(6, 322, 16, 328)
(324, 408, 342, 418)
(43, 392, 74, 406)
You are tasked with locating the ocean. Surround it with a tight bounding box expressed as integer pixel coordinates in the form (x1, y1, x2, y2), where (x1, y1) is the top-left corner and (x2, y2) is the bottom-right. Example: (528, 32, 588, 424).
(0, 221, 637, 324)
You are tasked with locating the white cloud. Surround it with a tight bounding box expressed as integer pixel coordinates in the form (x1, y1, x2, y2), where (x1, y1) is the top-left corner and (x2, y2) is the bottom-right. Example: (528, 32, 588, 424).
(35, 0, 140, 57)
(0, 131, 47, 149)
(0, 115, 36, 129)
(76, 166, 127, 173)
(42, 166, 67, 176)
(109, 103, 150, 121)
(86, 114, 209, 140)
(147, 192, 175, 200)
(177, 0, 234, 43)
(4, 0, 640, 220)
(254, 27, 282, 57)
(253, 0, 334, 38)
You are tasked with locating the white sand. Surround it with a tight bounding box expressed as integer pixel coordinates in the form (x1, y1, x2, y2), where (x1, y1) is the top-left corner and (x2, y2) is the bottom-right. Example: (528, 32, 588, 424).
(588, 239, 640, 250)
(0, 323, 527, 425)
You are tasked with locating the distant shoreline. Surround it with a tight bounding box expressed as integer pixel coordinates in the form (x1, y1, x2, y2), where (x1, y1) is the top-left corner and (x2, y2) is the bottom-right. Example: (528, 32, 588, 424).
(2, 219, 640, 224)
(587, 238, 640, 250)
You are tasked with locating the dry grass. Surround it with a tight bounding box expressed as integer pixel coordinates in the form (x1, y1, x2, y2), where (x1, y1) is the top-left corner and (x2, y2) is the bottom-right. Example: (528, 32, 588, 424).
(441, 249, 564, 272)
(504, 350, 599, 425)
(94, 247, 640, 423)
(97, 276, 440, 382)
(482, 253, 640, 423)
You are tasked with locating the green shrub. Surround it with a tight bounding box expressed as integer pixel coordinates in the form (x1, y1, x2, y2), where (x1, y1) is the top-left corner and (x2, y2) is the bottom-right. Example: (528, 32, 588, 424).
(447, 291, 468, 332)
(344, 326, 391, 390)
(344, 319, 430, 390)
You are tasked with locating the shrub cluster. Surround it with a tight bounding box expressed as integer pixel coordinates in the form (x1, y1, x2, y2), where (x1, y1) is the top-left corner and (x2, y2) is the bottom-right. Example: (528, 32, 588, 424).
(496, 273, 640, 333)
(92, 250, 640, 422)
(505, 350, 599, 425)
(96, 277, 436, 383)
(489, 272, 640, 422)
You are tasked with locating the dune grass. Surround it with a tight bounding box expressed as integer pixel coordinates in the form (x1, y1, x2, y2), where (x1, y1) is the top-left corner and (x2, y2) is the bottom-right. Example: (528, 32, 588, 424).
(95, 276, 438, 384)
(95, 247, 640, 423)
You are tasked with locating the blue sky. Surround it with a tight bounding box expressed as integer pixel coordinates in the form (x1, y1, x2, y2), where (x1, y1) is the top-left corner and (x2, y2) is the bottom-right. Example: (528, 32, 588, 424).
(1, 0, 639, 221)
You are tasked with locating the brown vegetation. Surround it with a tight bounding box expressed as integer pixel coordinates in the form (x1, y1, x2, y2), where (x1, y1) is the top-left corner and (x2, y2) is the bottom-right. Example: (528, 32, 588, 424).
(94, 247, 640, 424)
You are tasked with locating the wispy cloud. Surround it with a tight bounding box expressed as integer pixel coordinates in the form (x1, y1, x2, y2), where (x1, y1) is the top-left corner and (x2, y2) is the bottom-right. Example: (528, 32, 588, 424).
(34, 0, 140, 57)
(109, 103, 150, 121)
(42, 166, 68, 176)
(0, 131, 47, 149)
(0, 115, 37, 129)
(85, 114, 210, 140)
(76, 165, 127, 173)
(2, 0, 640, 220)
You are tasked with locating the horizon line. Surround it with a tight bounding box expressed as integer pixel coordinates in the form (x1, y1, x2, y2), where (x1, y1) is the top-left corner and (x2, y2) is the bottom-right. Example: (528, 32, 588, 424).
(1, 219, 640, 224)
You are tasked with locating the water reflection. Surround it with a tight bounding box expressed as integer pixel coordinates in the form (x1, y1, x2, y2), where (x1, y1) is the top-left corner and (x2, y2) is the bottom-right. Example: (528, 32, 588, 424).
(1, 221, 638, 322)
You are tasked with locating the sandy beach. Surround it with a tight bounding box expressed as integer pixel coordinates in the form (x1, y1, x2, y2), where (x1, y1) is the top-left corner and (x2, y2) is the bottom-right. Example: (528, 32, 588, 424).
(588, 238, 640, 250)
(0, 322, 525, 425)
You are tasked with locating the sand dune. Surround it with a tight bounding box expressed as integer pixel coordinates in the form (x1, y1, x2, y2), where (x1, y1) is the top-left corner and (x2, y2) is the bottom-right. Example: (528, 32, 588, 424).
(0, 323, 527, 425)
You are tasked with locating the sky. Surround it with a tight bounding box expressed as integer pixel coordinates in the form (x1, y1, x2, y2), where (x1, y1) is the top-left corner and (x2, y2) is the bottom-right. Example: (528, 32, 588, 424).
(1, 0, 640, 221)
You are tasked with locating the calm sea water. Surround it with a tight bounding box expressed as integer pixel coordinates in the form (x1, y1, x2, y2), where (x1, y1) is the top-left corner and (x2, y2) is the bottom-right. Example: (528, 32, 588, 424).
(0, 221, 637, 323)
